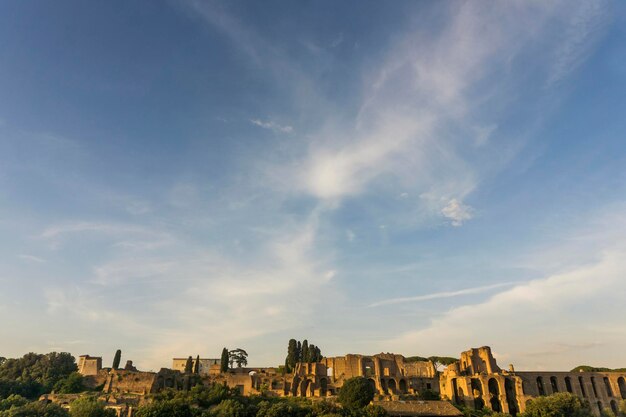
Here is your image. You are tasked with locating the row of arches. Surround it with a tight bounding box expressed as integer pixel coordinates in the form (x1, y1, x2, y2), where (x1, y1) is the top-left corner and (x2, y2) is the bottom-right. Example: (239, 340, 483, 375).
(452, 377, 519, 416)
(535, 375, 626, 400)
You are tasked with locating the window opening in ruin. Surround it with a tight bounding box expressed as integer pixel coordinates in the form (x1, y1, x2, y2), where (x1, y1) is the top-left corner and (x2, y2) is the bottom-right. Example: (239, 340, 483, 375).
(505, 378, 518, 416)
(619, 377, 626, 399)
(488, 378, 502, 412)
(591, 377, 598, 397)
(579, 377, 587, 397)
(536, 377, 545, 396)
(597, 401, 603, 413)
(550, 376, 558, 393)
(565, 377, 573, 393)
(604, 377, 613, 397)
(611, 400, 618, 414)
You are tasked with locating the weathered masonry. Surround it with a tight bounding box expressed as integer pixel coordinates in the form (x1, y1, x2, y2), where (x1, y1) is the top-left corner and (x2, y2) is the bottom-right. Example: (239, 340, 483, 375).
(439, 346, 626, 417)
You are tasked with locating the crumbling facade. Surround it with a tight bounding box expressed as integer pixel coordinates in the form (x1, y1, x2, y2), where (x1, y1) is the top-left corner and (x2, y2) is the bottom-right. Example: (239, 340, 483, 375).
(439, 346, 626, 417)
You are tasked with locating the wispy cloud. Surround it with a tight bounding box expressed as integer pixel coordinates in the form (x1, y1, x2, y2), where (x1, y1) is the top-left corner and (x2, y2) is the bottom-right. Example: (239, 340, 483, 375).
(250, 119, 293, 133)
(18, 254, 46, 263)
(441, 198, 473, 227)
(369, 282, 515, 307)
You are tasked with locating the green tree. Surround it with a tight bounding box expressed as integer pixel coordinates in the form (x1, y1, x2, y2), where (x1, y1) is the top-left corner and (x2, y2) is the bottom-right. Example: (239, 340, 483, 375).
(285, 340, 297, 372)
(0, 394, 28, 411)
(619, 400, 626, 416)
(228, 349, 248, 368)
(302, 340, 310, 363)
(112, 350, 121, 370)
(184, 357, 193, 374)
(4, 401, 69, 417)
(338, 377, 375, 411)
(69, 398, 115, 417)
(135, 399, 194, 417)
(194, 356, 200, 374)
(363, 404, 388, 417)
(220, 348, 229, 373)
(53, 373, 84, 394)
(521, 392, 593, 417)
(296, 342, 302, 363)
(211, 399, 246, 417)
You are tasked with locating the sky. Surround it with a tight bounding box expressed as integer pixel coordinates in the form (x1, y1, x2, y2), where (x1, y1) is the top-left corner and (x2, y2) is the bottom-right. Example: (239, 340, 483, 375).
(1, 0, 625, 372)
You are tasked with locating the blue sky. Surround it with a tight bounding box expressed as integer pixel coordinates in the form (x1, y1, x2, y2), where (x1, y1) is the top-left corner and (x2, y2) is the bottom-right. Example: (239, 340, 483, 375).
(1, 0, 626, 371)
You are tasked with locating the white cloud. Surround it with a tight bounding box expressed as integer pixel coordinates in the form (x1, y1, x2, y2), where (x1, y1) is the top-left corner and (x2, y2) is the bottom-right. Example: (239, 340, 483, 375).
(369, 282, 515, 307)
(18, 254, 46, 263)
(441, 198, 473, 226)
(250, 119, 293, 133)
(386, 207, 626, 370)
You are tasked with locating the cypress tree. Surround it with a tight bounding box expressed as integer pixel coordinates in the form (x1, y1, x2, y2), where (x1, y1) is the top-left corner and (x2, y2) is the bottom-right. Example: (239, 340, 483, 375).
(112, 349, 122, 370)
(302, 340, 309, 363)
(184, 356, 193, 373)
(194, 355, 200, 374)
(220, 348, 229, 372)
(296, 341, 302, 363)
(286, 339, 297, 371)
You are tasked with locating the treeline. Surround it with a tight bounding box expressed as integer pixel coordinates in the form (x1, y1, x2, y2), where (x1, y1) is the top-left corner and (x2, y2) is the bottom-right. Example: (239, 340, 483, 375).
(0, 353, 84, 400)
(571, 365, 626, 373)
(285, 340, 322, 373)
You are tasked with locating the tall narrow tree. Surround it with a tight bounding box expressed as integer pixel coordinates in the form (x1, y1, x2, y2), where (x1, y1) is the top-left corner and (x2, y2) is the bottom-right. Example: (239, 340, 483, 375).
(302, 340, 310, 363)
(286, 339, 297, 372)
(184, 356, 193, 374)
(194, 355, 200, 374)
(296, 341, 302, 363)
(112, 350, 121, 370)
(220, 348, 229, 372)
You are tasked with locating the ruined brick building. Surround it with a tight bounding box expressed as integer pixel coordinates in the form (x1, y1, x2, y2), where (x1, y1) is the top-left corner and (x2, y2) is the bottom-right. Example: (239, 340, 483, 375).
(74, 346, 626, 417)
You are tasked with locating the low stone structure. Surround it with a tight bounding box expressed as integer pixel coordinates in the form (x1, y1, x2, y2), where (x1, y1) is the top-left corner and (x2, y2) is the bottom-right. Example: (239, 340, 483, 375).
(439, 346, 626, 416)
(374, 400, 462, 417)
(172, 357, 220, 375)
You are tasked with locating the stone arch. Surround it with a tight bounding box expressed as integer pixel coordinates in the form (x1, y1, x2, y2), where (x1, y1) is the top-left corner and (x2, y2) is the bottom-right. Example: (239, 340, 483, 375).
(505, 378, 519, 416)
(611, 400, 618, 414)
(299, 379, 310, 397)
(362, 358, 375, 377)
(451, 378, 459, 404)
(458, 386, 465, 404)
(591, 377, 598, 397)
(596, 401, 603, 414)
(536, 376, 546, 396)
(488, 378, 502, 412)
(291, 377, 300, 396)
(619, 377, 626, 399)
(565, 377, 573, 393)
(320, 378, 328, 396)
(550, 376, 559, 393)
(579, 376, 587, 397)
(603, 377, 613, 397)
(381, 378, 388, 394)
(471, 379, 484, 410)
(388, 378, 397, 394)
(368, 378, 377, 394)
(399, 379, 407, 393)
(164, 377, 174, 388)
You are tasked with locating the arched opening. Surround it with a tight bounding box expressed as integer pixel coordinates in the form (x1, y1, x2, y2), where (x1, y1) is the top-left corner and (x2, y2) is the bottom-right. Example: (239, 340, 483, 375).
(537, 377, 545, 396)
(591, 377, 598, 397)
(368, 378, 376, 394)
(505, 378, 518, 416)
(488, 378, 502, 412)
(307, 379, 314, 397)
(458, 387, 465, 404)
(387, 379, 397, 394)
(292, 377, 300, 396)
(604, 377, 613, 397)
(619, 377, 626, 399)
(299, 379, 309, 397)
(399, 379, 407, 394)
(451, 379, 459, 404)
(381, 379, 388, 395)
(156, 375, 164, 389)
(165, 377, 174, 388)
(362, 358, 375, 378)
(611, 400, 618, 414)
(565, 377, 573, 393)
(271, 380, 279, 390)
(320, 378, 328, 396)
(550, 376, 558, 393)
(471, 379, 484, 410)
(596, 401, 603, 414)
(579, 377, 587, 397)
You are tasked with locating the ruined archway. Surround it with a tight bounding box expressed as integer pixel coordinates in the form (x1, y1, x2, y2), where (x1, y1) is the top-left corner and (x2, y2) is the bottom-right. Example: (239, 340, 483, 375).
(381, 378, 388, 394)
(362, 358, 375, 377)
(488, 378, 502, 412)
(471, 379, 484, 410)
(536, 376, 545, 396)
(399, 379, 407, 393)
(550, 376, 558, 393)
(387, 379, 397, 394)
(505, 378, 518, 416)
(603, 377, 613, 397)
(299, 379, 310, 397)
(579, 377, 587, 397)
(619, 377, 626, 399)
(565, 377, 573, 393)
(611, 400, 618, 415)
(368, 378, 376, 394)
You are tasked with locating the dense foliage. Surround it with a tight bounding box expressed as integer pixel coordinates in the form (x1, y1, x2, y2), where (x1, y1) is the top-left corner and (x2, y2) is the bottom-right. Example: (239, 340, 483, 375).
(0, 353, 77, 399)
(338, 378, 375, 412)
(521, 392, 594, 417)
(285, 340, 323, 373)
